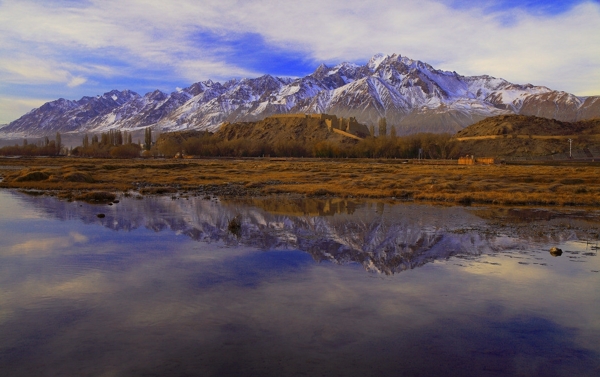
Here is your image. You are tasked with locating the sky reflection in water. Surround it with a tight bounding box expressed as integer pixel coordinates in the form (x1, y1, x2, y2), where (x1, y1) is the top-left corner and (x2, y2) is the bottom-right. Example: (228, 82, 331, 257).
(0, 190, 599, 377)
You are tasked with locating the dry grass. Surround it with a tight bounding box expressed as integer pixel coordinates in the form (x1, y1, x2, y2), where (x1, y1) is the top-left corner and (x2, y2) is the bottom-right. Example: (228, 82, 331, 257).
(1, 157, 599, 206)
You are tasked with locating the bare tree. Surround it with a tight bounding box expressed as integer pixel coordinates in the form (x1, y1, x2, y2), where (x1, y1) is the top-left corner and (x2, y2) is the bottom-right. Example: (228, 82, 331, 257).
(144, 128, 152, 151)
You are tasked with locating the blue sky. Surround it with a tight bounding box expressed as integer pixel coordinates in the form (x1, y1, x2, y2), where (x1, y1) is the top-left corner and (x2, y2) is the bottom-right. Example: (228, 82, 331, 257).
(0, 0, 599, 124)
(447, 0, 594, 14)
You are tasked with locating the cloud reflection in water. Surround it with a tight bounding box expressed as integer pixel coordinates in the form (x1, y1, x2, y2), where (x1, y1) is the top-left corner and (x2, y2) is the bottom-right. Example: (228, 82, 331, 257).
(0, 191, 599, 376)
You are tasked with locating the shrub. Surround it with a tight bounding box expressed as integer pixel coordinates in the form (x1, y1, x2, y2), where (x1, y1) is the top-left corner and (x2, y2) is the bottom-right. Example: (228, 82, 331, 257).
(15, 171, 50, 182)
(157, 139, 181, 158)
(63, 172, 95, 183)
(110, 144, 141, 158)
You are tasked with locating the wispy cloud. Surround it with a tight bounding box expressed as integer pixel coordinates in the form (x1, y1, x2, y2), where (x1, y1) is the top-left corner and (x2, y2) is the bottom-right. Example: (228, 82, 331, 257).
(0, 0, 598, 123)
(0, 96, 51, 125)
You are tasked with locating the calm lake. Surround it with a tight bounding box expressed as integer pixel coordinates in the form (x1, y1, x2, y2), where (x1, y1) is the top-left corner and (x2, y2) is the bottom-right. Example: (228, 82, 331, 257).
(0, 190, 599, 377)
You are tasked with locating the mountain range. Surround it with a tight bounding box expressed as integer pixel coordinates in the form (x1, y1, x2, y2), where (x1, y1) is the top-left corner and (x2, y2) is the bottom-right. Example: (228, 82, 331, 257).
(2, 53, 599, 137)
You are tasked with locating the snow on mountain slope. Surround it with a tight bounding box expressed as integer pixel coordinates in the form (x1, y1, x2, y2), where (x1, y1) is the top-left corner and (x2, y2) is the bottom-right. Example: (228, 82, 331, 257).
(518, 91, 586, 122)
(2, 54, 598, 137)
(1, 90, 139, 137)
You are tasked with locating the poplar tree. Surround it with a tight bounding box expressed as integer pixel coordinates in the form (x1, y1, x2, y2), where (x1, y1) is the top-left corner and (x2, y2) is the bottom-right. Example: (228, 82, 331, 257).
(55, 132, 62, 155)
(144, 127, 152, 151)
(378, 117, 387, 137)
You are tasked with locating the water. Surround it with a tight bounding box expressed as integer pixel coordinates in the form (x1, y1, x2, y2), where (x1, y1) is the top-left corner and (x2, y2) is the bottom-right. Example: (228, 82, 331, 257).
(0, 190, 599, 376)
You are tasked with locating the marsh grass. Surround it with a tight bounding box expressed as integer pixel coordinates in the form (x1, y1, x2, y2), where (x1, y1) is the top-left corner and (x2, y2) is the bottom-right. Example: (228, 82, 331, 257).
(1, 157, 599, 206)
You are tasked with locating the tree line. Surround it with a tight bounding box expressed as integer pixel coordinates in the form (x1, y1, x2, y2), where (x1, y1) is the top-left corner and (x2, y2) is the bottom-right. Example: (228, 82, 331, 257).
(72, 129, 141, 158)
(0, 132, 62, 156)
(155, 131, 459, 159)
(1, 119, 461, 159)
(0, 128, 153, 158)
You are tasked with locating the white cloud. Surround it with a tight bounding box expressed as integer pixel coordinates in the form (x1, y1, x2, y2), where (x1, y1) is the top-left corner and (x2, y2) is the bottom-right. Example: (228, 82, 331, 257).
(0, 54, 113, 89)
(0, 56, 73, 85)
(215, 0, 600, 94)
(0, 0, 598, 125)
(67, 76, 88, 88)
(176, 59, 260, 82)
(0, 96, 50, 124)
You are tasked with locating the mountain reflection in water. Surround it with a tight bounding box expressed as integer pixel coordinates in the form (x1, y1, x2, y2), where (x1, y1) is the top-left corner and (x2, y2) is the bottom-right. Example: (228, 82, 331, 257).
(11, 192, 600, 275)
(1, 190, 600, 377)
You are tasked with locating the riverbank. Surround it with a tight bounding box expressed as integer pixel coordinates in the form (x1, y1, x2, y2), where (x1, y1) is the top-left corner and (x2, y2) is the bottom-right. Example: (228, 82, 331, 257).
(0, 157, 599, 206)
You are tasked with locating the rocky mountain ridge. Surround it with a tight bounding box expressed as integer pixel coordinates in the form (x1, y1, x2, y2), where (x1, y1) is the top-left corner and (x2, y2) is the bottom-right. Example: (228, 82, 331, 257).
(2, 53, 599, 137)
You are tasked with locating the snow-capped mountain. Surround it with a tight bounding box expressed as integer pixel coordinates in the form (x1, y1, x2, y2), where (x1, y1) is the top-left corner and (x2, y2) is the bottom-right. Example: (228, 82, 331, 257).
(2, 53, 599, 137)
(1, 90, 139, 135)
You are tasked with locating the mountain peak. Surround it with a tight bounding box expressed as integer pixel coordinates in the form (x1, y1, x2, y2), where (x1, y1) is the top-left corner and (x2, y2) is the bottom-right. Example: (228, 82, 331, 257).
(146, 90, 168, 101)
(368, 53, 389, 71)
(311, 63, 331, 79)
(99, 89, 139, 104)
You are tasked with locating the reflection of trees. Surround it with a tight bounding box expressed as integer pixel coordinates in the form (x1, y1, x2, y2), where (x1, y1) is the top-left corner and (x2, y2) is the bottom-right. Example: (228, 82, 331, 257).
(13, 193, 598, 274)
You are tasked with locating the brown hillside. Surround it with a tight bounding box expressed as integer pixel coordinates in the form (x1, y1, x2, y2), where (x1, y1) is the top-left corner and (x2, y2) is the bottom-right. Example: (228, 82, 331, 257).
(453, 115, 600, 158)
(455, 114, 600, 137)
(213, 115, 360, 145)
(456, 137, 571, 158)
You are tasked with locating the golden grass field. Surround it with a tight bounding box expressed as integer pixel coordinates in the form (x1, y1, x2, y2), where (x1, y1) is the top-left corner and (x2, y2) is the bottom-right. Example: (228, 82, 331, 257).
(0, 157, 599, 207)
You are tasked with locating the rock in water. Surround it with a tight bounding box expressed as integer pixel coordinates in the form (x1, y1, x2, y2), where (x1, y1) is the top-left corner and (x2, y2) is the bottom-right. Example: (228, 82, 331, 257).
(549, 247, 563, 257)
